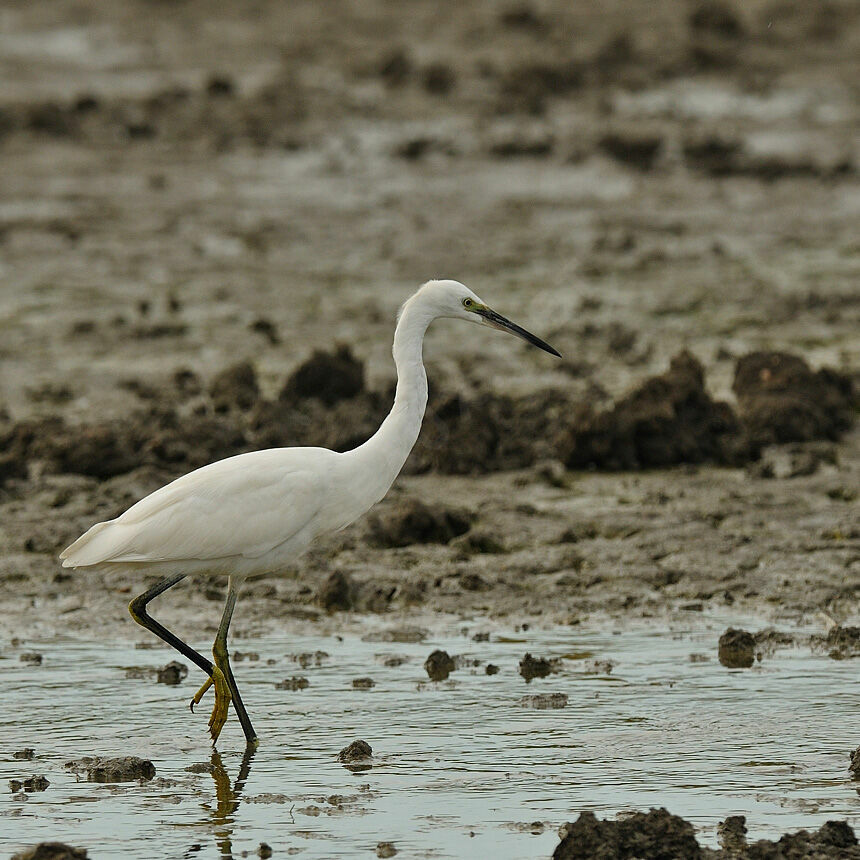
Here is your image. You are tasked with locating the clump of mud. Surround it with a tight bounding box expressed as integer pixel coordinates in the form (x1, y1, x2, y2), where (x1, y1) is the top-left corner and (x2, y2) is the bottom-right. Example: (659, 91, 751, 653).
(519, 693, 567, 709)
(733, 352, 855, 447)
(280, 344, 364, 407)
(810, 626, 860, 660)
(5, 347, 854, 490)
(850, 747, 860, 779)
(65, 756, 155, 783)
(424, 649, 456, 681)
(407, 388, 575, 474)
(367, 498, 472, 547)
(718, 815, 748, 853)
(11, 844, 88, 860)
(318, 570, 356, 611)
(718, 628, 756, 668)
(553, 808, 700, 859)
(209, 361, 259, 413)
(156, 660, 188, 685)
(337, 739, 373, 772)
(519, 652, 561, 682)
(9, 775, 50, 793)
(560, 351, 752, 470)
(4, 348, 852, 492)
(275, 676, 309, 690)
(553, 809, 859, 859)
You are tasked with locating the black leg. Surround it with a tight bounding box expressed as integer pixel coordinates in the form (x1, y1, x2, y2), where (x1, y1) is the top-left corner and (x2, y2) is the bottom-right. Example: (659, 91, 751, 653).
(128, 573, 213, 677)
(213, 577, 258, 746)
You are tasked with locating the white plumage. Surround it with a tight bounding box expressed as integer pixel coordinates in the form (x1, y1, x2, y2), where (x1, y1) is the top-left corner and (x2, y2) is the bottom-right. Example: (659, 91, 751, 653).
(59, 279, 560, 746)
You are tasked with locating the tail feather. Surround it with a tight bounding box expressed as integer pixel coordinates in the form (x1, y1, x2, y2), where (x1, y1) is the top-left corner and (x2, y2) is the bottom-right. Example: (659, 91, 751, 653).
(60, 519, 129, 568)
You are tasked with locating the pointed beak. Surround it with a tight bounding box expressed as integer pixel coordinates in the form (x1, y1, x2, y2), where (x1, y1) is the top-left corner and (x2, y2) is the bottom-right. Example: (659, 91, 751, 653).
(476, 307, 561, 357)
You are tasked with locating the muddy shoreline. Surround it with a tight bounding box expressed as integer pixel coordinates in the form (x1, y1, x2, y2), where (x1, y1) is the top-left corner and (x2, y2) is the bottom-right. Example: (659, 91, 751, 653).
(2, 0, 859, 855)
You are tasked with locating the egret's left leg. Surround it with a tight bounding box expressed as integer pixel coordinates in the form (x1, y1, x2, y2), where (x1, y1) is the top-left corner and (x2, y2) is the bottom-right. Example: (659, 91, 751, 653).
(205, 576, 258, 746)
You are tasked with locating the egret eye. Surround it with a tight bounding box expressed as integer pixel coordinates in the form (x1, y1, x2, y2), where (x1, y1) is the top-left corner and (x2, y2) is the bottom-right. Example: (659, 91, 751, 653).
(463, 298, 473, 308)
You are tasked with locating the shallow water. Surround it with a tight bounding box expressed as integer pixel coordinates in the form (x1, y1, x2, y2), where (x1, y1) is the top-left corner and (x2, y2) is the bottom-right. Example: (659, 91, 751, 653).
(3, 617, 859, 858)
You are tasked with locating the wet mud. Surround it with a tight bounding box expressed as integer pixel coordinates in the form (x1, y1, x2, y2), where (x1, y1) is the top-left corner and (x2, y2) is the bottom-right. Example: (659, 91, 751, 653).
(11, 845, 88, 860)
(553, 809, 860, 859)
(1, 0, 859, 855)
(717, 627, 756, 668)
(64, 756, 155, 783)
(423, 648, 456, 681)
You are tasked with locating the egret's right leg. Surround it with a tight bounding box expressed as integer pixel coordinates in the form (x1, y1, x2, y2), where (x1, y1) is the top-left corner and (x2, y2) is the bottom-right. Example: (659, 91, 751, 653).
(128, 573, 214, 678)
(205, 577, 258, 747)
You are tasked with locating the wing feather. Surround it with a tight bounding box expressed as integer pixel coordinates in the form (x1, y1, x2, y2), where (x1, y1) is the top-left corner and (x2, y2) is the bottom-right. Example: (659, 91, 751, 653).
(61, 449, 330, 567)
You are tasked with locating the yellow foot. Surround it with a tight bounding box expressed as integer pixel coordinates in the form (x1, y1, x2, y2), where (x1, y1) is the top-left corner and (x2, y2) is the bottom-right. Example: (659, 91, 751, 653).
(190, 675, 214, 712)
(207, 664, 232, 745)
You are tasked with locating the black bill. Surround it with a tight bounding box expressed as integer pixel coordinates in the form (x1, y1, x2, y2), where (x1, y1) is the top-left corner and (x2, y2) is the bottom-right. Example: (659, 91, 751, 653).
(476, 307, 561, 357)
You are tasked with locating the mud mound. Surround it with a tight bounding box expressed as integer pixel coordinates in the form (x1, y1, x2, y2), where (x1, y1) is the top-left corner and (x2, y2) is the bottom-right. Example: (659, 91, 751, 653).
(424, 649, 456, 681)
(519, 652, 561, 682)
(553, 810, 859, 859)
(65, 755, 155, 783)
(280, 344, 365, 407)
(142, 410, 249, 470)
(553, 808, 701, 859)
(366, 498, 471, 547)
(11, 844, 88, 860)
(2, 349, 849, 488)
(810, 626, 860, 660)
(2, 406, 250, 484)
(318, 570, 356, 612)
(733, 352, 855, 446)
(209, 361, 259, 412)
(408, 388, 573, 474)
(251, 390, 390, 454)
(560, 351, 752, 470)
(718, 628, 756, 668)
(338, 739, 373, 772)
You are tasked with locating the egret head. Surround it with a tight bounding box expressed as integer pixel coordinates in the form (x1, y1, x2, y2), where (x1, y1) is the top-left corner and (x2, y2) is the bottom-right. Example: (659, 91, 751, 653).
(416, 279, 561, 357)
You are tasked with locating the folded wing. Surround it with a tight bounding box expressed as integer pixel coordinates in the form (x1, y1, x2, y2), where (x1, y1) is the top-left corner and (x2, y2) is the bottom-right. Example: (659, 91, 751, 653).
(60, 450, 328, 567)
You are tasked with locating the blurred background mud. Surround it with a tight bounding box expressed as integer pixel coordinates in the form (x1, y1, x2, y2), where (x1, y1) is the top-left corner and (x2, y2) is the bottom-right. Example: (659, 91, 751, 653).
(0, 0, 858, 633)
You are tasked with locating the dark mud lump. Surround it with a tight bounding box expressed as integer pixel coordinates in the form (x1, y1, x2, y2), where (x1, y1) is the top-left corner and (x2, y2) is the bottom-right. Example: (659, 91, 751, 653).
(553, 808, 701, 859)
(367, 498, 471, 548)
(733, 351, 855, 446)
(209, 360, 259, 412)
(281, 344, 364, 406)
(318, 570, 356, 611)
(65, 755, 155, 783)
(718, 628, 756, 668)
(519, 652, 559, 682)
(156, 660, 188, 685)
(561, 351, 751, 470)
(11, 844, 88, 860)
(338, 739, 373, 772)
(424, 649, 456, 681)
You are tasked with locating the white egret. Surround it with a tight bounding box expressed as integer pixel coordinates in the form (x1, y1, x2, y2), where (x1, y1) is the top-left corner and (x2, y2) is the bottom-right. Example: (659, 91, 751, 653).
(60, 279, 560, 747)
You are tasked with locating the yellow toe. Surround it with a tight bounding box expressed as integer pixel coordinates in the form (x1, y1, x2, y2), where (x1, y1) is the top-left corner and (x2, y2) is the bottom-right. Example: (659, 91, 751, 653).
(207, 665, 232, 745)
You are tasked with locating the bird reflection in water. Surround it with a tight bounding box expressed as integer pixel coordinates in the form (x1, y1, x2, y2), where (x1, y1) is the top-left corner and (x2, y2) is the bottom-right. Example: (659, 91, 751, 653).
(200, 744, 258, 860)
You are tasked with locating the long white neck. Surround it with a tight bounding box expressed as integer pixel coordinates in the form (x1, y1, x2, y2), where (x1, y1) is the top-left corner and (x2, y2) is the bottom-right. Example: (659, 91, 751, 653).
(347, 296, 433, 498)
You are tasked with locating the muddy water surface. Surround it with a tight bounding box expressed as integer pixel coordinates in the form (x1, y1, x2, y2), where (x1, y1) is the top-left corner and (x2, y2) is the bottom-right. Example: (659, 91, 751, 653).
(4, 617, 858, 858)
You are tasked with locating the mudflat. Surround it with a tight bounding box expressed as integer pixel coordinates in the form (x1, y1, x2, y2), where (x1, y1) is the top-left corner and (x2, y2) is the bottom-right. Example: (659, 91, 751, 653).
(1, 1, 858, 857)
